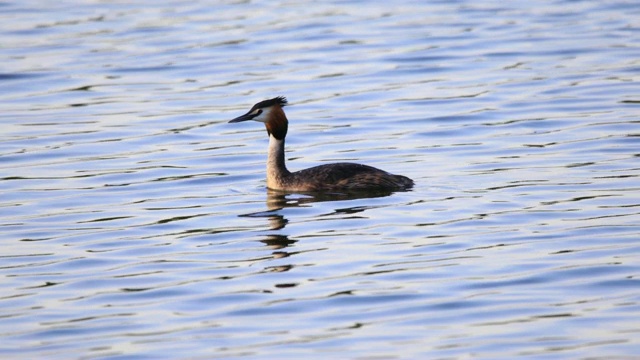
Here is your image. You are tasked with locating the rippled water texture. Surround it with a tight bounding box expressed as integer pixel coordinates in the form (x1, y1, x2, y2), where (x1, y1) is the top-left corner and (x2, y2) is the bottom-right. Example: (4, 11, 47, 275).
(1, 1, 639, 358)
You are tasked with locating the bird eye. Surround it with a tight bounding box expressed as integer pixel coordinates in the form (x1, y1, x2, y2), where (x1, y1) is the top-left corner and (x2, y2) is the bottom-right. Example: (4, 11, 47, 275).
(251, 109, 263, 117)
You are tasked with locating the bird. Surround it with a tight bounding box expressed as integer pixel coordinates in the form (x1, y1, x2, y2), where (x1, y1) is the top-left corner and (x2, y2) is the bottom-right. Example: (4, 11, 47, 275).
(229, 96, 413, 192)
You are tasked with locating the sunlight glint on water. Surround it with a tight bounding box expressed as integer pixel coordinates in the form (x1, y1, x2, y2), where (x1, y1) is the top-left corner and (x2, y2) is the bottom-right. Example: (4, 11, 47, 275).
(1, 1, 639, 359)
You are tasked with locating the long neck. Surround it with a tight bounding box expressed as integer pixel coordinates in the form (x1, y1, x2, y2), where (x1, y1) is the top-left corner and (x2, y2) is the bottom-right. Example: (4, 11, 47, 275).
(266, 134, 290, 189)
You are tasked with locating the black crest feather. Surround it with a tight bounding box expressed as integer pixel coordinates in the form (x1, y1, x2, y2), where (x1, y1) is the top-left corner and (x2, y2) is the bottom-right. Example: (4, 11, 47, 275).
(254, 96, 288, 109)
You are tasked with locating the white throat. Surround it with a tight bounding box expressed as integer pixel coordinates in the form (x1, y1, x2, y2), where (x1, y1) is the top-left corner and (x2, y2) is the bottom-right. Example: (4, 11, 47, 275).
(266, 135, 289, 189)
(267, 135, 283, 164)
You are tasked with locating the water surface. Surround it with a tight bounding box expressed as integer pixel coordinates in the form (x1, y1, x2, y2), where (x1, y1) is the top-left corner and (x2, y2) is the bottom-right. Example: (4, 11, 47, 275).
(1, 0, 639, 358)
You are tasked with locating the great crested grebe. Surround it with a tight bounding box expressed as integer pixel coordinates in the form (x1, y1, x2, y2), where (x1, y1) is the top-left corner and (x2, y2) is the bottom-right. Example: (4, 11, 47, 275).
(229, 96, 413, 192)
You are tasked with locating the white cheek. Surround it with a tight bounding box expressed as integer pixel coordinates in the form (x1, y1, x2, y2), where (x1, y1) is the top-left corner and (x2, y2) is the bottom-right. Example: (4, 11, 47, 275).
(254, 108, 270, 123)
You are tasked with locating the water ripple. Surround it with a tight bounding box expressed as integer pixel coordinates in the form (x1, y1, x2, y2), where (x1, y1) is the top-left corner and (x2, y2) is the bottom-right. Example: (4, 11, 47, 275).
(1, 0, 639, 359)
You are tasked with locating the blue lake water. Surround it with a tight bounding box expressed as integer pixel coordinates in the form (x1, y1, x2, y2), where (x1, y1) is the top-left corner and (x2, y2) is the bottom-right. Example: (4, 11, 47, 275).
(1, 0, 639, 358)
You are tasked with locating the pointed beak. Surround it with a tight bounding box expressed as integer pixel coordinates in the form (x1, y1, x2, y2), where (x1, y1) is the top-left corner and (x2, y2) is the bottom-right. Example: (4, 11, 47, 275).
(229, 112, 254, 123)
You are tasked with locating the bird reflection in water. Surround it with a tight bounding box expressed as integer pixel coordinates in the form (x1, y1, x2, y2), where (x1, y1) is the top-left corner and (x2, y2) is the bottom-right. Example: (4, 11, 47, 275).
(239, 189, 399, 248)
(236, 189, 404, 287)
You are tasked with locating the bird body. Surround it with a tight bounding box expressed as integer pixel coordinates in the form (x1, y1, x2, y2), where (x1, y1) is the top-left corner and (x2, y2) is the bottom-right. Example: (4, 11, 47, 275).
(229, 97, 413, 192)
